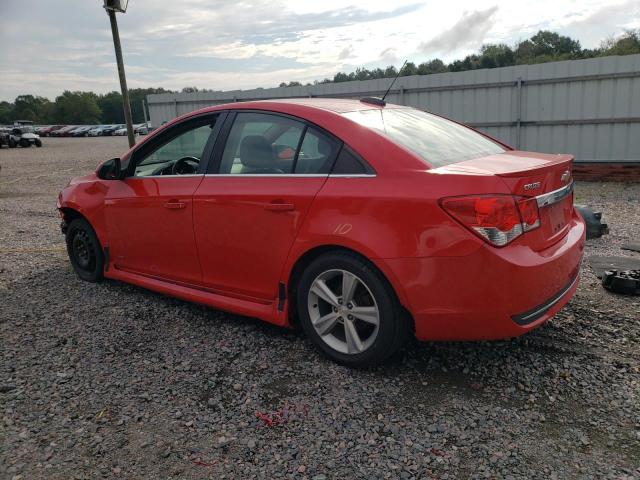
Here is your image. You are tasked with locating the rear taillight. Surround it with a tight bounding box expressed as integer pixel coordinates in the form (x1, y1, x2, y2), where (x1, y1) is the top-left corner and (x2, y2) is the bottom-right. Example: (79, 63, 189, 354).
(440, 194, 540, 247)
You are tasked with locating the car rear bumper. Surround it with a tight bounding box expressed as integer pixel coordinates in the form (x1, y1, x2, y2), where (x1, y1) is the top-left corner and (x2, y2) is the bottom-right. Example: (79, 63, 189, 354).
(383, 209, 585, 341)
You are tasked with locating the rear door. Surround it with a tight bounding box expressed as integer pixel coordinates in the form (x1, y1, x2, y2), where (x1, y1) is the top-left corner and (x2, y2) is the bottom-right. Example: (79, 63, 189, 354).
(193, 111, 340, 301)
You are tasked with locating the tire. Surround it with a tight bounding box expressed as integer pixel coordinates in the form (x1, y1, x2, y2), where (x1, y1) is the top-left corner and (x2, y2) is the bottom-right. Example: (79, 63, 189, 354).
(65, 218, 104, 282)
(35, 139, 42, 147)
(296, 251, 409, 367)
(8, 138, 16, 148)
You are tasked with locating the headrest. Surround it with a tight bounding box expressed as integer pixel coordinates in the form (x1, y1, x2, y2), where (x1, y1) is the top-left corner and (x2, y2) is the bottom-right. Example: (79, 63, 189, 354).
(239, 135, 276, 169)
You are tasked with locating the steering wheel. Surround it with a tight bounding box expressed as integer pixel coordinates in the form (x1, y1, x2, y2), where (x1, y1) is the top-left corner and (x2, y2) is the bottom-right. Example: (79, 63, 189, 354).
(172, 156, 200, 175)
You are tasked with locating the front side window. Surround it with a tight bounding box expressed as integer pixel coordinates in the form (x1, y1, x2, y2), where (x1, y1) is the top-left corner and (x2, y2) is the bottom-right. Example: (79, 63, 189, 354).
(343, 108, 505, 167)
(132, 117, 218, 177)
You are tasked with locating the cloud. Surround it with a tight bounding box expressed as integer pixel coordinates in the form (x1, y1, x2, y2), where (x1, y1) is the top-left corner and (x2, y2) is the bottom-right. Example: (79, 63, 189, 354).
(418, 6, 499, 55)
(338, 45, 354, 60)
(0, 0, 632, 101)
(379, 47, 398, 63)
(562, 0, 640, 44)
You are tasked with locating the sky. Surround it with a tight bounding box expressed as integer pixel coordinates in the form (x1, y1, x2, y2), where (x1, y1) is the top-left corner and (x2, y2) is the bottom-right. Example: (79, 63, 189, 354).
(0, 0, 639, 101)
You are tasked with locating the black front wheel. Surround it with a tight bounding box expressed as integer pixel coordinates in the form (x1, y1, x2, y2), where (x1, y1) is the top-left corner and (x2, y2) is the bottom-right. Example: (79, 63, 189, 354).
(65, 218, 104, 282)
(35, 139, 42, 147)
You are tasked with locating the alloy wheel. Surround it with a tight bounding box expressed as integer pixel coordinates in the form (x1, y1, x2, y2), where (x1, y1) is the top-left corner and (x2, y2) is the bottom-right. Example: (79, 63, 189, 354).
(307, 269, 380, 355)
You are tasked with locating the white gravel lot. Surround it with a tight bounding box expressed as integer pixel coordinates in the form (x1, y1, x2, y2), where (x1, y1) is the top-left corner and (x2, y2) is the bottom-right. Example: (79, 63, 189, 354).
(1, 137, 639, 479)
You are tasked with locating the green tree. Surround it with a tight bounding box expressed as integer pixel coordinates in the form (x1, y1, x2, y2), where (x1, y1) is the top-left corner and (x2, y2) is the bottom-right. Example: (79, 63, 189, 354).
(0, 101, 14, 124)
(479, 44, 515, 68)
(53, 91, 101, 124)
(417, 59, 448, 75)
(97, 91, 124, 124)
(599, 29, 640, 56)
(12, 95, 54, 123)
(400, 62, 418, 76)
(515, 30, 582, 64)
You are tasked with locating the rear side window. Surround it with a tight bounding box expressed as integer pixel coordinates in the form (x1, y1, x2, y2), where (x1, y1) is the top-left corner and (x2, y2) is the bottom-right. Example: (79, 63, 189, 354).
(332, 147, 374, 175)
(343, 108, 505, 167)
(218, 112, 305, 174)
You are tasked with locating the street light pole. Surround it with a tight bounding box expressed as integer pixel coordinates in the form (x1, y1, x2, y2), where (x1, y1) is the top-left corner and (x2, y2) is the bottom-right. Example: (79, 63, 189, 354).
(106, 7, 135, 148)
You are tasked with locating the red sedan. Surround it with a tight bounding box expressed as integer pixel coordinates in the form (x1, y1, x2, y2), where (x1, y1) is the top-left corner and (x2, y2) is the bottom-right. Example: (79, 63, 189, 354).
(57, 98, 585, 366)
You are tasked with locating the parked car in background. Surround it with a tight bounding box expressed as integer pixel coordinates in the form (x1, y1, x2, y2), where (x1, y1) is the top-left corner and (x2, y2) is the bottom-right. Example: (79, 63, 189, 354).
(71, 126, 95, 137)
(40, 125, 65, 137)
(0, 127, 10, 148)
(57, 98, 585, 366)
(113, 126, 128, 136)
(88, 125, 113, 136)
(135, 122, 151, 135)
(65, 126, 87, 137)
(51, 125, 78, 137)
(101, 125, 124, 136)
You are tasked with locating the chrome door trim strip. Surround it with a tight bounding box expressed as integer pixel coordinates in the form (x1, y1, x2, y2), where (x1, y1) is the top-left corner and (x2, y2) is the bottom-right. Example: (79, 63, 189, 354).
(199, 173, 377, 178)
(535, 181, 574, 208)
(128, 173, 377, 179)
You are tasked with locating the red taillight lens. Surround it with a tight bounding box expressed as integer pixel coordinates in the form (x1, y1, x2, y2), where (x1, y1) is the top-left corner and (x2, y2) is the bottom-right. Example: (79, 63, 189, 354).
(441, 194, 540, 247)
(516, 197, 541, 232)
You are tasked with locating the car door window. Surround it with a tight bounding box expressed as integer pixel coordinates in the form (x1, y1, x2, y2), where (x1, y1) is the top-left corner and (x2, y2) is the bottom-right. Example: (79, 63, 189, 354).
(218, 113, 305, 174)
(132, 117, 218, 177)
(294, 127, 339, 174)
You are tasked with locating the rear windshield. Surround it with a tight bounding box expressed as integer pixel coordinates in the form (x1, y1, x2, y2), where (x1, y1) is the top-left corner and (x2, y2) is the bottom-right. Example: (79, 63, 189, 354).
(343, 108, 505, 167)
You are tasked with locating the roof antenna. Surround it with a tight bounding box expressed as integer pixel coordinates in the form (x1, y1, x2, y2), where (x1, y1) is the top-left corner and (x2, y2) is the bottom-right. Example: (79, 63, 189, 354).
(360, 60, 407, 107)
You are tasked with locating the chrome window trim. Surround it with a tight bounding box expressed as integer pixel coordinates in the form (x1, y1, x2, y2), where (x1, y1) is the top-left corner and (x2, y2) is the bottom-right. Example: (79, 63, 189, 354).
(126, 173, 378, 179)
(535, 181, 573, 208)
(199, 173, 377, 178)
(128, 174, 203, 179)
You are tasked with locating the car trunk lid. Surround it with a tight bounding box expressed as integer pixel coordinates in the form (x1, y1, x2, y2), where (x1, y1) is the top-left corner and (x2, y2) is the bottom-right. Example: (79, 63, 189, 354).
(440, 151, 575, 250)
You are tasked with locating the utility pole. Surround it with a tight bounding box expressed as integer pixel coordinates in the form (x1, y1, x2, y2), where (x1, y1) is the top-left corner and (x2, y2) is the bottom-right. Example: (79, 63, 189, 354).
(105, 1, 135, 147)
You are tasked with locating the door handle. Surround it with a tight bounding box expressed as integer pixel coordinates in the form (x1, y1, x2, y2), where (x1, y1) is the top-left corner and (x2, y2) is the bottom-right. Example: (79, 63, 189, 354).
(164, 200, 186, 210)
(264, 201, 295, 212)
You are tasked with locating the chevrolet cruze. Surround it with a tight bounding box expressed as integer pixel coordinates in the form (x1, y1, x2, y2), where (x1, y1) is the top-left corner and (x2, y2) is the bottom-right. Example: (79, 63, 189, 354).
(57, 98, 585, 366)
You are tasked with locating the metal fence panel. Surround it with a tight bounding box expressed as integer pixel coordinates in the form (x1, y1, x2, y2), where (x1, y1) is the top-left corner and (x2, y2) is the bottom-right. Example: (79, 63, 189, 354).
(147, 54, 640, 163)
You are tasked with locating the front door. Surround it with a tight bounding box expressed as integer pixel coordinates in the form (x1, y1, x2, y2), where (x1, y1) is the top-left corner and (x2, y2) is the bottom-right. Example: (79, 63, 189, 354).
(193, 112, 340, 301)
(105, 114, 222, 285)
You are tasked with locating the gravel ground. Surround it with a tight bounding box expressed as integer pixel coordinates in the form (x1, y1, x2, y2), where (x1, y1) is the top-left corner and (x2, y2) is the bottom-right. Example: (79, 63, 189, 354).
(1, 137, 639, 479)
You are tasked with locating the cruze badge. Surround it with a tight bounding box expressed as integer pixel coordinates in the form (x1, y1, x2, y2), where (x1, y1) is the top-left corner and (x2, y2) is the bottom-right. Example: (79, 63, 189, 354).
(561, 170, 571, 183)
(524, 182, 541, 191)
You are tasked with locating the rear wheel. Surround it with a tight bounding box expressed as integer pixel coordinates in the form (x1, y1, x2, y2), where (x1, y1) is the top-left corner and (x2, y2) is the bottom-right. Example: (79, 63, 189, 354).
(296, 252, 409, 367)
(65, 218, 104, 282)
(8, 138, 16, 148)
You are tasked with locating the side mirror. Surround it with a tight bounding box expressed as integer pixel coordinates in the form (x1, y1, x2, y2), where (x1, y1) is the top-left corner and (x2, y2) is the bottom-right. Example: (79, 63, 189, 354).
(97, 157, 122, 180)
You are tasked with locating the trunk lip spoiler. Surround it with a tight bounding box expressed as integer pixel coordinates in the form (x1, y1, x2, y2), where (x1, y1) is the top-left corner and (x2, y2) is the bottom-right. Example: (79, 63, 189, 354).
(535, 181, 574, 208)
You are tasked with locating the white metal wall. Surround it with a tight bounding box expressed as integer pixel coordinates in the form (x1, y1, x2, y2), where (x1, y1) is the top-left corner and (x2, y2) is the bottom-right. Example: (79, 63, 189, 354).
(147, 54, 640, 163)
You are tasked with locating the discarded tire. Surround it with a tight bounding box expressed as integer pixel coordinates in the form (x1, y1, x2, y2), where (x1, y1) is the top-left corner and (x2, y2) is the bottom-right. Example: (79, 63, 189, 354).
(602, 269, 640, 295)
